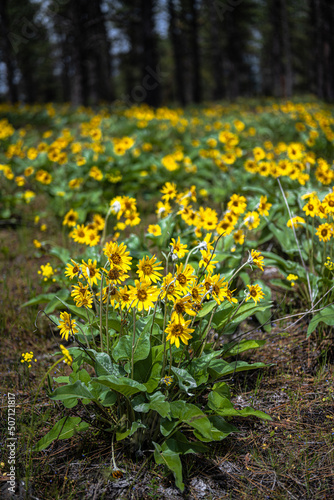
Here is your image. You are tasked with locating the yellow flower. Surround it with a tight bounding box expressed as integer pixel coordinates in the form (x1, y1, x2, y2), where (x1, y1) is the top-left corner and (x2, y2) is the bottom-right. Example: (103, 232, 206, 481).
(63, 209, 79, 227)
(253, 147, 265, 161)
(85, 229, 101, 247)
(156, 201, 172, 218)
(137, 255, 164, 283)
(171, 296, 196, 321)
(243, 211, 260, 230)
(33, 239, 41, 249)
(175, 263, 196, 291)
(287, 143, 303, 161)
(203, 273, 228, 305)
(23, 190, 35, 203)
(233, 230, 245, 245)
(170, 237, 188, 259)
(70, 224, 88, 244)
(302, 197, 320, 218)
(65, 260, 82, 280)
(36, 169, 52, 184)
(147, 224, 162, 236)
(287, 216, 305, 229)
(199, 249, 218, 274)
(165, 316, 194, 348)
(322, 193, 334, 214)
(315, 223, 333, 242)
(250, 250, 264, 271)
(38, 263, 55, 281)
(21, 351, 37, 368)
(128, 280, 159, 311)
(246, 284, 265, 304)
(81, 259, 101, 286)
(103, 241, 132, 272)
(228, 194, 247, 215)
(161, 182, 177, 201)
(57, 311, 78, 341)
(161, 273, 183, 302)
(60, 344, 73, 366)
(257, 196, 272, 216)
(104, 265, 129, 285)
(89, 166, 103, 181)
(286, 274, 298, 286)
(68, 178, 83, 189)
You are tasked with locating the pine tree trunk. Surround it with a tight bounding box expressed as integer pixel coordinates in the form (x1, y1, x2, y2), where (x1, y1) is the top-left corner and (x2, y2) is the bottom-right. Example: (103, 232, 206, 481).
(0, 0, 18, 103)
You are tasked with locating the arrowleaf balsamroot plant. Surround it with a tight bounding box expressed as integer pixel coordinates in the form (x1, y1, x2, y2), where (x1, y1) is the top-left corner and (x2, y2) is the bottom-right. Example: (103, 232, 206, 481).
(33, 211, 272, 491)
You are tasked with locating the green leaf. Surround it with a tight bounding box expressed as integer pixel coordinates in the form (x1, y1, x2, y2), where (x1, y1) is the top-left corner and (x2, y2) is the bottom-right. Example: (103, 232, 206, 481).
(21, 293, 57, 308)
(116, 421, 146, 441)
(222, 339, 266, 356)
(208, 391, 271, 420)
(33, 416, 89, 451)
(307, 305, 334, 337)
(113, 317, 152, 364)
(208, 359, 267, 380)
(50, 245, 71, 264)
(54, 297, 95, 322)
(233, 302, 272, 324)
(212, 304, 234, 328)
(171, 366, 197, 395)
(140, 344, 164, 393)
(94, 352, 124, 377)
(153, 442, 184, 492)
(165, 432, 208, 455)
(133, 391, 171, 418)
(44, 289, 70, 314)
(196, 300, 216, 318)
(99, 390, 117, 406)
(187, 350, 223, 386)
(192, 414, 237, 442)
(169, 401, 215, 441)
(93, 375, 147, 397)
(49, 380, 94, 401)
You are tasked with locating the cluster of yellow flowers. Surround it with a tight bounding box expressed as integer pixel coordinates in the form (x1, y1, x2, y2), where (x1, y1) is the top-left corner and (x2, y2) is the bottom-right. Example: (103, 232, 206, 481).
(155, 182, 272, 245)
(37, 263, 57, 282)
(287, 189, 334, 243)
(59, 234, 265, 348)
(21, 351, 37, 368)
(63, 212, 105, 247)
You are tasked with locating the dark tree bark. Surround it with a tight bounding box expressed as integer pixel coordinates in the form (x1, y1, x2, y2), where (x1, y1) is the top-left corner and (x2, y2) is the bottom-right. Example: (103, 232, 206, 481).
(207, 0, 224, 100)
(168, 0, 186, 105)
(280, 0, 293, 97)
(140, 0, 161, 107)
(189, 0, 202, 103)
(0, 0, 18, 103)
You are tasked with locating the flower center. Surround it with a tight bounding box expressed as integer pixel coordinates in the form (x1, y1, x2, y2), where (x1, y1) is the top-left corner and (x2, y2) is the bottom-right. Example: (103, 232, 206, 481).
(142, 264, 153, 275)
(137, 290, 147, 301)
(177, 274, 187, 285)
(111, 253, 122, 265)
(172, 325, 183, 336)
(108, 268, 121, 280)
(175, 303, 185, 314)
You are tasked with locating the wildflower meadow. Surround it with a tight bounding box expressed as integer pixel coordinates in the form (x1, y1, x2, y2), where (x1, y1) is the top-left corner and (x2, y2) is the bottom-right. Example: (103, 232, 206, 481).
(1, 98, 334, 499)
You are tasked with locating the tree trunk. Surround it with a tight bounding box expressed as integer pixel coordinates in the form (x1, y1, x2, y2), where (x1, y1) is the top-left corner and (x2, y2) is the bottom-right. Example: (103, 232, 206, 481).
(189, 0, 202, 103)
(208, 0, 224, 100)
(141, 0, 161, 107)
(168, 0, 186, 105)
(0, 0, 18, 103)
